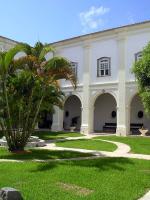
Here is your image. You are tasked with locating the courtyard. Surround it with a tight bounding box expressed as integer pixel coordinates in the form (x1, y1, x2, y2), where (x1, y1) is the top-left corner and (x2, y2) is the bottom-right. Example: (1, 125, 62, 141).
(0, 1, 150, 200)
(0, 131, 150, 200)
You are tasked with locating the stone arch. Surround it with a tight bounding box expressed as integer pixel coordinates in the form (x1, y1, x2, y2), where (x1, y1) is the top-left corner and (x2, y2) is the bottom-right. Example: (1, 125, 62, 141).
(92, 91, 117, 107)
(64, 93, 82, 105)
(63, 95, 82, 131)
(128, 91, 138, 106)
(93, 93, 117, 133)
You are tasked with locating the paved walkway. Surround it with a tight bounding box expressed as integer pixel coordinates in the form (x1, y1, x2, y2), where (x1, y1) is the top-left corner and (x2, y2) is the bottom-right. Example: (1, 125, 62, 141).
(0, 135, 150, 162)
(138, 191, 150, 200)
(93, 139, 131, 154)
(40, 135, 150, 160)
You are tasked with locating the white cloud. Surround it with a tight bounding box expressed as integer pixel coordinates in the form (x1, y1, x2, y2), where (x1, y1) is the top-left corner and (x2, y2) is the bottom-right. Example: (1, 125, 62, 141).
(127, 13, 135, 24)
(79, 6, 110, 33)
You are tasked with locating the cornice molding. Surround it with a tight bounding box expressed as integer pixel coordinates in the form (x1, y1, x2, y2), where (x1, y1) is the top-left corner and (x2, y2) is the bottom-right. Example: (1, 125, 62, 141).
(0, 36, 19, 45)
(51, 21, 150, 48)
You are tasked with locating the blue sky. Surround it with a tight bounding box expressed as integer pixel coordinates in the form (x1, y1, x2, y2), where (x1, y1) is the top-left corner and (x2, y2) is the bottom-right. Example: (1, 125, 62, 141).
(0, 0, 149, 45)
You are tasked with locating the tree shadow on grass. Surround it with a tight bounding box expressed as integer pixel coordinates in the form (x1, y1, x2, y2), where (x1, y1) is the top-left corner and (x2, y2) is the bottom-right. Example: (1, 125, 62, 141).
(0, 147, 134, 173)
(68, 157, 134, 171)
(0, 130, 82, 140)
(31, 161, 58, 172)
(32, 157, 134, 172)
(33, 131, 81, 140)
(34, 131, 66, 140)
(0, 148, 92, 161)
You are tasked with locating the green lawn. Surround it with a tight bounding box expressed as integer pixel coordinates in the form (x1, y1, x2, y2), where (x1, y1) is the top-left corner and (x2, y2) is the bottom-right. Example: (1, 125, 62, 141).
(95, 136, 150, 155)
(33, 131, 83, 140)
(0, 147, 92, 160)
(0, 131, 83, 140)
(0, 158, 149, 200)
(56, 139, 117, 152)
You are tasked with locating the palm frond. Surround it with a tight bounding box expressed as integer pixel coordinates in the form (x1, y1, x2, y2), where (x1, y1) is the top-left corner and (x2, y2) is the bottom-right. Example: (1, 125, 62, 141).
(39, 45, 55, 61)
(0, 52, 6, 75)
(13, 55, 39, 71)
(44, 56, 76, 88)
(4, 43, 31, 71)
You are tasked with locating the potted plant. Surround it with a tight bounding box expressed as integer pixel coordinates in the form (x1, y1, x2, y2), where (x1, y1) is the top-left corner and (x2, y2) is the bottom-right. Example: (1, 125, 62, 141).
(70, 116, 78, 132)
(139, 126, 149, 136)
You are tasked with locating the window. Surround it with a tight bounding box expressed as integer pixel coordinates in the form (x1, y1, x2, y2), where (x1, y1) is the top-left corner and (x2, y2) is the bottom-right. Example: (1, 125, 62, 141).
(135, 52, 142, 61)
(71, 62, 78, 77)
(97, 57, 111, 77)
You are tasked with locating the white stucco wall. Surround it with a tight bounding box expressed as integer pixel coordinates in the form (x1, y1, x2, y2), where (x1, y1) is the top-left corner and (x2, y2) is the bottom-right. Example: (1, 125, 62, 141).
(45, 51, 53, 60)
(91, 38, 118, 84)
(51, 21, 150, 135)
(56, 26, 150, 88)
(0, 38, 17, 51)
(1, 22, 150, 135)
(58, 45, 84, 87)
(126, 28, 150, 81)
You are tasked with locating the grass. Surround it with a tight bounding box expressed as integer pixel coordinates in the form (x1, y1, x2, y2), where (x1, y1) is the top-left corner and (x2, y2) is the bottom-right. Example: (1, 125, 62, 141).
(56, 139, 117, 152)
(0, 130, 83, 140)
(33, 131, 82, 140)
(95, 136, 150, 155)
(0, 158, 149, 200)
(0, 147, 92, 160)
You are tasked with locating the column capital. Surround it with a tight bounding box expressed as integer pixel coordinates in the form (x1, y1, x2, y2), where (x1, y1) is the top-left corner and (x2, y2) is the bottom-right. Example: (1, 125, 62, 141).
(82, 42, 91, 49)
(116, 32, 128, 41)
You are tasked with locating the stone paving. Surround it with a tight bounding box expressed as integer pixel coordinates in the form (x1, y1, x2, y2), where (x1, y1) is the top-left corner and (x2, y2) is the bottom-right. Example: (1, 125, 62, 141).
(40, 135, 150, 160)
(0, 134, 150, 161)
(139, 191, 150, 200)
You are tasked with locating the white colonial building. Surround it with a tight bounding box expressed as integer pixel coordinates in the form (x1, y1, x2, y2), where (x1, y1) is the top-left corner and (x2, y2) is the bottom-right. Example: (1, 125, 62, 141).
(1, 21, 150, 136)
(50, 21, 150, 136)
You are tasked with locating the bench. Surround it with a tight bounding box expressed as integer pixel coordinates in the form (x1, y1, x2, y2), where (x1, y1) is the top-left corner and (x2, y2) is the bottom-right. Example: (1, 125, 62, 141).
(130, 123, 143, 134)
(103, 123, 143, 134)
(103, 123, 117, 132)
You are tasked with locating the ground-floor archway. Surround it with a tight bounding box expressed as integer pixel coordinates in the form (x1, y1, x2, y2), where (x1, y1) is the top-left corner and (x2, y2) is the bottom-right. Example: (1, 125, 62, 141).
(94, 93, 117, 133)
(130, 94, 150, 134)
(63, 95, 82, 131)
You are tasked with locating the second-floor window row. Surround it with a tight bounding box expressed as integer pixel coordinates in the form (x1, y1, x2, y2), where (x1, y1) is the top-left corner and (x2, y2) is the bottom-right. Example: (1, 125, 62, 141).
(70, 52, 142, 79)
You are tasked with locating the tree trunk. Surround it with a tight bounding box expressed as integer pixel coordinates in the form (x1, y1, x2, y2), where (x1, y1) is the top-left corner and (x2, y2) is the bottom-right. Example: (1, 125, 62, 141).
(5, 130, 27, 152)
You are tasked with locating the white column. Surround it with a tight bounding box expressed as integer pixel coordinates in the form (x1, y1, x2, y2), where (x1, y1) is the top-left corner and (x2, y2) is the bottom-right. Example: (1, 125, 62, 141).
(34, 123, 39, 130)
(116, 34, 130, 136)
(89, 105, 94, 133)
(51, 106, 63, 131)
(81, 44, 93, 135)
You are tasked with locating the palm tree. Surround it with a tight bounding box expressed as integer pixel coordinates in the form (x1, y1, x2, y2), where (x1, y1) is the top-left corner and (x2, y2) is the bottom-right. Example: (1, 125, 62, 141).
(0, 42, 76, 152)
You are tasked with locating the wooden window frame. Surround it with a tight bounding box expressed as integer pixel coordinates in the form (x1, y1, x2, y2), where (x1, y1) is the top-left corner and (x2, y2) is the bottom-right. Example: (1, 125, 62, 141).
(97, 57, 111, 77)
(135, 52, 142, 62)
